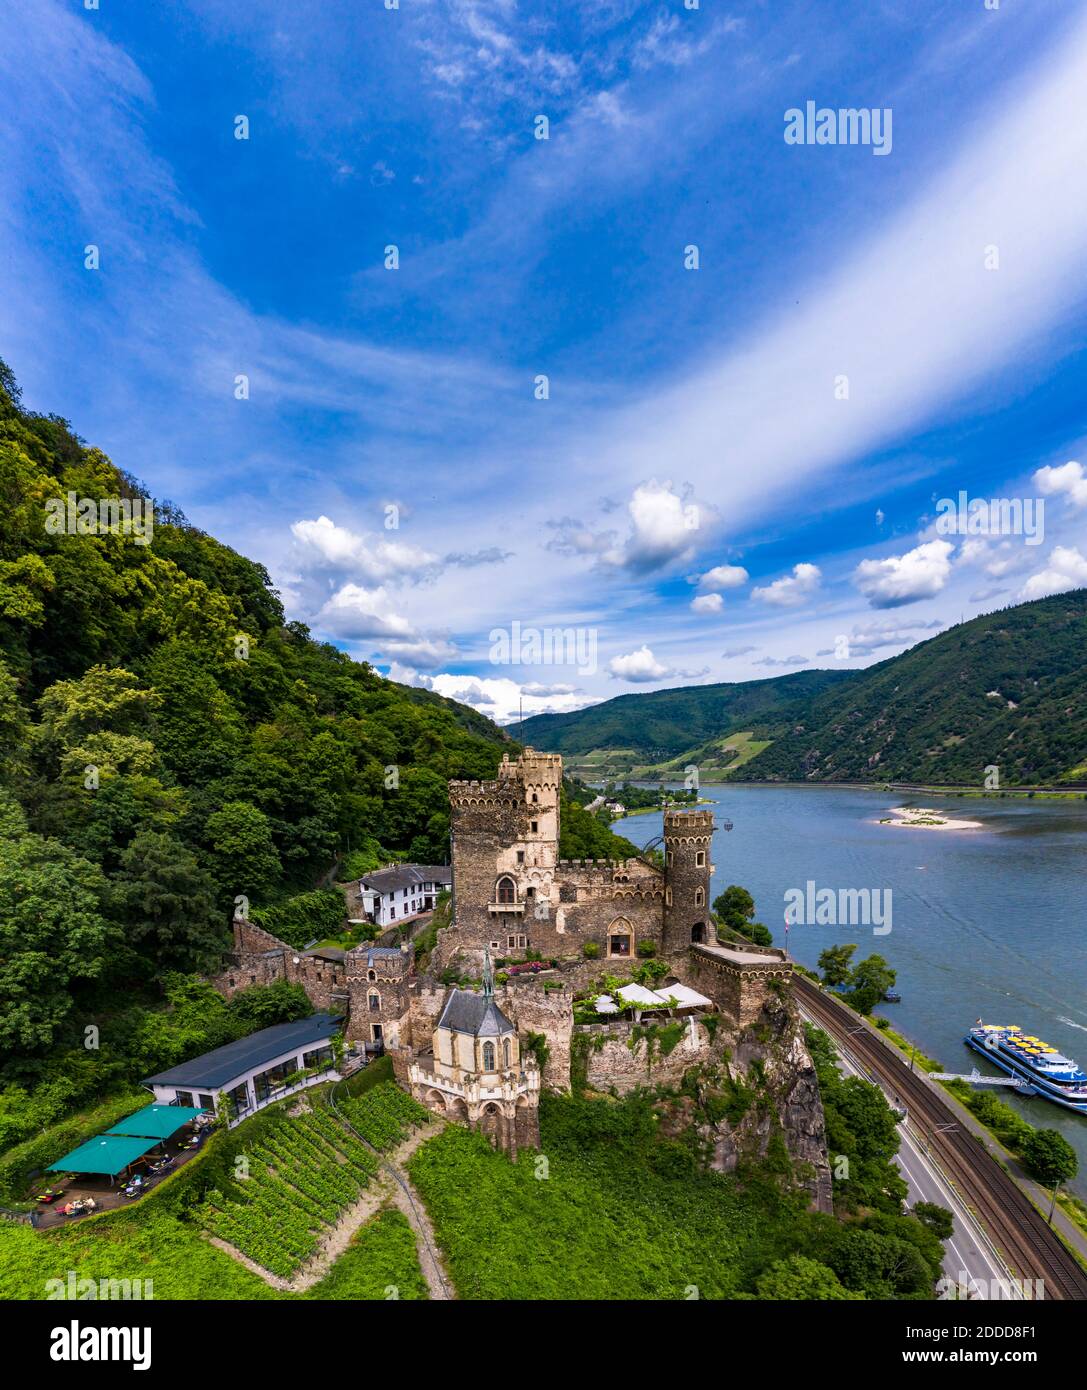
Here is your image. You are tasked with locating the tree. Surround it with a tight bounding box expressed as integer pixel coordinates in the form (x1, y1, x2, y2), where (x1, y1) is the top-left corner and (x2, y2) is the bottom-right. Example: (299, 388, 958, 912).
(829, 1228, 931, 1299)
(204, 800, 282, 903)
(228, 980, 314, 1031)
(713, 885, 755, 930)
(114, 830, 226, 970)
(1022, 1128, 1078, 1222)
(0, 810, 112, 1055)
(754, 1254, 863, 1301)
(845, 954, 896, 1015)
(818, 943, 857, 987)
(912, 1201, 954, 1241)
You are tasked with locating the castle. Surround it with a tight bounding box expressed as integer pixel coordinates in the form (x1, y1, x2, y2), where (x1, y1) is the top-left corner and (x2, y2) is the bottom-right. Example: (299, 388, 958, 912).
(213, 749, 804, 1171)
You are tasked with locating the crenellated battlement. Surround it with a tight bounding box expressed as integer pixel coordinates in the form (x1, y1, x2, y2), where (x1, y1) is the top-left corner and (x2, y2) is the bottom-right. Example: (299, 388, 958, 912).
(664, 809, 714, 841)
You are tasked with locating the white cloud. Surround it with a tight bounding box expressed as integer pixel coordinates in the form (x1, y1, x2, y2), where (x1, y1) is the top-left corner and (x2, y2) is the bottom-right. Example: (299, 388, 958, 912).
(385, 662, 434, 688)
(696, 564, 749, 592)
(752, 654, 809, 668)
(291, 515, 439, 583)
(690, 593, 723, 615)
(853, 540, 952, 608)
(752, 563, 822, 608)
(376, 636, 459, 668)
(1018, 545, 1087, 599)
(1034, 460, 1087, 508)
(428, 674, 590, 723)
(816, 619, 943, 657)
(607, 646, 671, 682)
(520, 682, 579, 697)
(315, 583, 416, 639)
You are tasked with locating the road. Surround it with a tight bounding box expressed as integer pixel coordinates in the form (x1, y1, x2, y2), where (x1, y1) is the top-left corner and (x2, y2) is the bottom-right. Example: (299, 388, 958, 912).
(800, 1000, 1019, 1298)
(794, 973, 1087, 1300)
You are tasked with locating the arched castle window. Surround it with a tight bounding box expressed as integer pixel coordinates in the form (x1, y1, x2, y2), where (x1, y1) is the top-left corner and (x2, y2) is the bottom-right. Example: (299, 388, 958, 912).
(368, 992, 380, 1012)
(530, 792, 538, 803)
(665, 887, 673, 907)
(482, 1041, 496, 1070)
(503, 1038, 511, 1069)
(607, 918, 633, 958)
(496, 876, 516, 904)
(694, 887, 705, 908)
(367, 969, 376, 981)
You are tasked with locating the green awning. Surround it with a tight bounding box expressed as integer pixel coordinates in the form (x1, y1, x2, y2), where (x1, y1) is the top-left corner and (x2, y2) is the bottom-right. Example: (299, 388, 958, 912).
(46, 1134, 161, 1176)
(103, 1104, 206, 1139)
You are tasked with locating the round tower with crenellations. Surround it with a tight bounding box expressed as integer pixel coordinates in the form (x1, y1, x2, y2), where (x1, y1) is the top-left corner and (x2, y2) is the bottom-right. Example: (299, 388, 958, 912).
(661, 809, 714, 960)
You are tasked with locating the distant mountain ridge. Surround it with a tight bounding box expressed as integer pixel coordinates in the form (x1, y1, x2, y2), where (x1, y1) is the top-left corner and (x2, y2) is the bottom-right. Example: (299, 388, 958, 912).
(518, 592, 1087, 785)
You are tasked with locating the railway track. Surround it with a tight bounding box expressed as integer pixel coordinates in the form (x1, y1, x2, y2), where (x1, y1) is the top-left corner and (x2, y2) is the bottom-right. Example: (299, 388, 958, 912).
(794, 974, 1087, 1301)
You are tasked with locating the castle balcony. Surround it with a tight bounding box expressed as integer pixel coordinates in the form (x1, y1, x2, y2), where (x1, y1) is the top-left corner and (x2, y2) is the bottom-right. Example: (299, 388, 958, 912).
(488, 901, 525, 914)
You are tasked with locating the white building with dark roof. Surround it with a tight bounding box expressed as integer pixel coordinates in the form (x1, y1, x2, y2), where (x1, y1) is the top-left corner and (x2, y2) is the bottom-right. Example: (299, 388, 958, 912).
(354, 864, 450, 927)
(142, 1013, 343, 1124)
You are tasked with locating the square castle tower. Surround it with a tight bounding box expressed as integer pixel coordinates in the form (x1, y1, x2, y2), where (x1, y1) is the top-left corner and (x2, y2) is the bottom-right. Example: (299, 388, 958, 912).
(444, 748, 717, 966)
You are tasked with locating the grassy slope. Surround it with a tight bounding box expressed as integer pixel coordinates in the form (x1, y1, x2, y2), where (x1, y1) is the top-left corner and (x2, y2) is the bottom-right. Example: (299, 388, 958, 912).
(563, 731, 772, 782)
(0, 1203, 424, 1301)
(407, 1097, 822, 1300)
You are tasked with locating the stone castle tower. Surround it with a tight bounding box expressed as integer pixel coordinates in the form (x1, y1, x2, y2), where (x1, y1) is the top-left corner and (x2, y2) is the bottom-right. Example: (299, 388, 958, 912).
(441, 748, 713, 966)
(662, 808, 715, 960)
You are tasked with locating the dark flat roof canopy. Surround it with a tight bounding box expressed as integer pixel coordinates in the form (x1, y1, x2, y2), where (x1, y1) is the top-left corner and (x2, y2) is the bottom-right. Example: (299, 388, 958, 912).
(142, 1013, 342, 1090)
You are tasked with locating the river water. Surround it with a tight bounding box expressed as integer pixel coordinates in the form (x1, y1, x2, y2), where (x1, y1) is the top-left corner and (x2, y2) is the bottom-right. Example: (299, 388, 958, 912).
(615, 785, 1087, 1193)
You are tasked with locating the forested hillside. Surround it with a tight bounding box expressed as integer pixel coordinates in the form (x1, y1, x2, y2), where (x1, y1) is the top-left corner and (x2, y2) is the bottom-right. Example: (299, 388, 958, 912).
(728, 593, 1087, 784)
(0, 363, 519, 1143)
(519, 594, 1087, 786)
(518, 669, 854, 759)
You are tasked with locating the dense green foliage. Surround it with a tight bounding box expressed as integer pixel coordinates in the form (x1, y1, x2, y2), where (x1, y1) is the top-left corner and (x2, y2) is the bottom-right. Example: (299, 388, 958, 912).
(1021, 1128, 1078, 1189)
(0, 362, 510, 1140)
(250, 888, 347, 950)
(521, 593, 1087, 785)
(0, 976, 311, 1157)
(557, 784, 640, 861)
(815, 947, 897, 1015)
(805, 1025, 908, 1215)
(409, 1087, 943, 1300)
(730, 594, 1087, 784)
(713, 884, 773, 947)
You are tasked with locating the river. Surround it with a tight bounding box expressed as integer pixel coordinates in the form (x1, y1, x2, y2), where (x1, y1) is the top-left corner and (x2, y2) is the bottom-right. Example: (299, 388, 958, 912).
(614, 784, 1087, 1194)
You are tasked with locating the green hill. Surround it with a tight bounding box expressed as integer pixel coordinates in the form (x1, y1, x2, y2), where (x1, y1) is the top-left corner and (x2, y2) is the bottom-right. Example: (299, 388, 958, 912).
(519, 669, 854, 760)
(519, 593, 1087, 786)
(729, 592, 1087, 784)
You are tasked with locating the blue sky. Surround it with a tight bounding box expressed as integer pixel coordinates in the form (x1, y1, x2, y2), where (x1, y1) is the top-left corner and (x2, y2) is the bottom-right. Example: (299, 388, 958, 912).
(3, 0, 1087, 722)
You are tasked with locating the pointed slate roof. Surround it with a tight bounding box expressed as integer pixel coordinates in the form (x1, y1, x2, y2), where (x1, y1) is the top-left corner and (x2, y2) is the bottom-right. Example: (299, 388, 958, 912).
(437, 987, 514, 1038)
